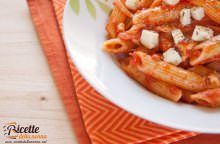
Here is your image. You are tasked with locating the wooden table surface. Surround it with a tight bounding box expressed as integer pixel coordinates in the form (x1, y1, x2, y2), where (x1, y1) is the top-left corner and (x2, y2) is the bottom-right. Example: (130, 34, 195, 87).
(0, 0, 77, 143)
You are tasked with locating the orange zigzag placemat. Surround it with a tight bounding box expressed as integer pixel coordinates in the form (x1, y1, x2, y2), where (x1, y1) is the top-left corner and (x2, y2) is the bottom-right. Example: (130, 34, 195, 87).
(52, 0, 196, 143)
(28, 0, 199, 143)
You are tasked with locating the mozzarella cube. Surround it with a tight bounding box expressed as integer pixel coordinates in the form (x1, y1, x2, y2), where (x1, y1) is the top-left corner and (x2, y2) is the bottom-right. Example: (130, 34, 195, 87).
(164, 0, 180, 5)
(125, 0, 139, 10)
(192, 25, 214, 41)
(140, 30, 159, 49)
(191, 7, 205, 21)
(171, 29, 185, 44)
(180, 9, 191, 26)
(163, 48, 182, 65)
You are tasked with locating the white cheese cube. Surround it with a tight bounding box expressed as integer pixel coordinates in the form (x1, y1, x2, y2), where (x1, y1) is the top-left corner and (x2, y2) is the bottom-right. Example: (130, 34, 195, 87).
(164, 0, 180, 5)
(125, 0, 139, 10)
(140, 30, 159, 49)
(163, 48, 182, 65)
(191, 7, 205, 21)
(171, 29, 185, 44)
(192, 25, 214, 41)
(180, 9, 191, 26)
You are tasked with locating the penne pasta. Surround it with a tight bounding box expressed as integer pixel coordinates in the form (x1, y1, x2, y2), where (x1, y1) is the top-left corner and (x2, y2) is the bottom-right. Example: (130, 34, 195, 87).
(118, 24, 145, 43)
(191, 88, 220, 107)
(132, 46, 160, 55)
(104, 0, 220, 107)
(208, 25, 220, 35)
(103, 38, 134, 53)
(106, 6, 127, 38)
(159, 33, 174, 52)
(188, 65, 219, 76)
(126, 0, 154, 10)
(139, 0, 154, 9)
(207, 60, 220, 72)
(189, 0, 204, 6)
(184, 66, 220, 104)
(114, 0, 133, 17)
(190, 0, 220, 24)
(150, 0, 163, 8)
(203, 0, 220, 25)
(133, 51, 220, 91)
(117, 23, 126, 33)
(176, 41, 196, 62)
(190, 35, 220, 65)
(120, 59, 182, 101)
(154, 16, 214, 34)
(188, 66, 220, 89)
(133, 3, 189, 25)
(155, 24, 175, 33)
(181, 90, 195, 103)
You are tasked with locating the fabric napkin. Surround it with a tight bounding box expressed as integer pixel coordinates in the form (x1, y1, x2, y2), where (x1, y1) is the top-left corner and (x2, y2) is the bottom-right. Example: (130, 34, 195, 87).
(27, 0, 220, 143)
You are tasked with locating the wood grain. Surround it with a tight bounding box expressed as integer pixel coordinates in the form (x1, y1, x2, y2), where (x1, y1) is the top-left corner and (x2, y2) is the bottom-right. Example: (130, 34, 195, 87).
(0, 0, 77, 143)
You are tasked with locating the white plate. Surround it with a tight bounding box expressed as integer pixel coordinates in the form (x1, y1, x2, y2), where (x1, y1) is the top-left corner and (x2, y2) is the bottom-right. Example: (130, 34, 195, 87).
(63, 0, 220, 133)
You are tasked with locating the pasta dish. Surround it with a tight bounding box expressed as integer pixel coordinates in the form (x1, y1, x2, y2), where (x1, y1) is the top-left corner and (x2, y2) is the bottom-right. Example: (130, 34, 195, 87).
(103, 0, 220, 107)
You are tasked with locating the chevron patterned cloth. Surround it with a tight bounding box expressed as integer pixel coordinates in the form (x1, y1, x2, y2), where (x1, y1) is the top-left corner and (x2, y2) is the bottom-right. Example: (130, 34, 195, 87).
(28, 0, 199, 143)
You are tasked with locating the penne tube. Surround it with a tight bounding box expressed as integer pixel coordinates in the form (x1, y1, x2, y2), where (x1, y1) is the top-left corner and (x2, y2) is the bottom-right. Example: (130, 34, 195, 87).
(106, 6, 127, 38)
(154, 17, 214, 34)
(118, 24, 145, 43)
(190, 0, 220, 24)
(132, 3, 188, 25)
(155, 24, 175, 33)
(189, 65, 220, 76)
(189, 0, 204, 6)
(114, 0, 133, 17)
(207, 60, 220, 72)
(139, 0, 154, 9)
(204, 0, 220, 25)
(188, 65, 216, 76)
(154, 17, 215, 37)
(103, 38, 134, 54)
(181, 90, 195, 103)
(190, 35, 220, 65)
(191, 88, 220, 107)
(120, 59, 182, 101)
(176, 41, 196, 62)
(150, 0, 163, 8)
(131, 46, 160, 55)
(188, 66, 220, 88)
(208, 25, 220, 35)
(117, 23, 125, 33)
(133, 51, 220, 92)
(124, 0, 154, 10)
(143, 75, 182, 102)
(159, 33, 174, 52)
